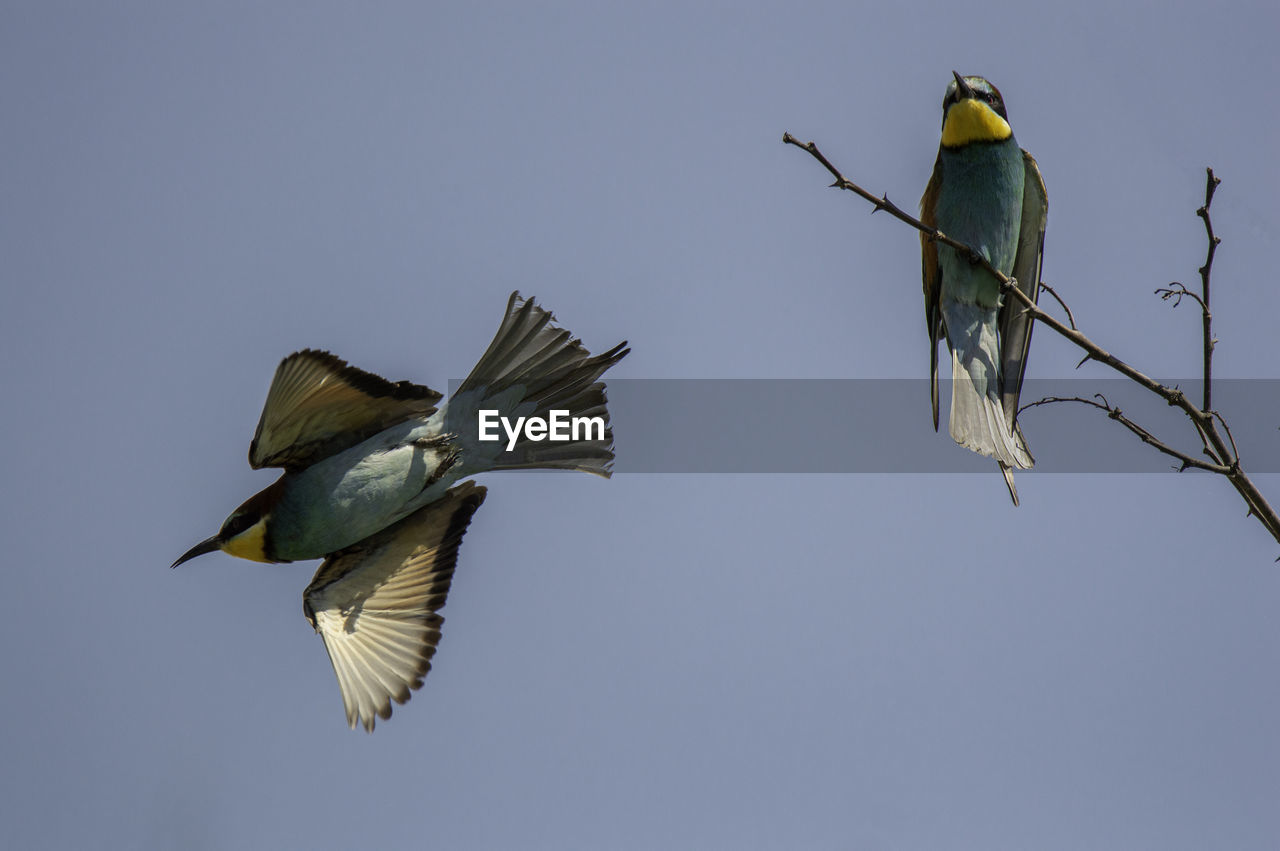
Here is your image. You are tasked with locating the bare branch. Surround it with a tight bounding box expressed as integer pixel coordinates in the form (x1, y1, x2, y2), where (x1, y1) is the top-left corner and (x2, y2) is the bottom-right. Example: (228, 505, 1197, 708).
(1197, 167, 1222, 411)
(1021, 395, 1230, 474)
(783, 134, 1280, 547)
(785, 134, 1191, 408)
(782, 133, 987, 262)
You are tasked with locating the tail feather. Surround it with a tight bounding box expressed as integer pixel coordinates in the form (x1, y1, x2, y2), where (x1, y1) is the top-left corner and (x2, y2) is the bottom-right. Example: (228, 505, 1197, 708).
(948, 347, 1034, 470)
(450, 292, 629, 477)
(1000, 463, 1019, 507)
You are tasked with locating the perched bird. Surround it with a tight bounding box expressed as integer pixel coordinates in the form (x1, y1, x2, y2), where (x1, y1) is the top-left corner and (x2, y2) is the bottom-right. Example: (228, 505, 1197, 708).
(172, 292, 628, 730)
(920, 71, 1047, 504)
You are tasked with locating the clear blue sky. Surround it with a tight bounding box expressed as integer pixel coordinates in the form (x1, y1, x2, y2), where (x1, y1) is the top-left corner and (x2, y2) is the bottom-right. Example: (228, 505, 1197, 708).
(3, 2, 1278, 848)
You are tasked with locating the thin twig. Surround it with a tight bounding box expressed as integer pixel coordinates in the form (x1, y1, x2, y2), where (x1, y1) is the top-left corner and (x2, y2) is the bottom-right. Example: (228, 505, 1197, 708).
(783, 134, 1280, 546)
(781, 133, 963, 247)
(1155, 282, 1207, 312)
(1022, 395, 1230, 474)
(1212, 410, 1240, 466)
(1038, 280, 1077, 330)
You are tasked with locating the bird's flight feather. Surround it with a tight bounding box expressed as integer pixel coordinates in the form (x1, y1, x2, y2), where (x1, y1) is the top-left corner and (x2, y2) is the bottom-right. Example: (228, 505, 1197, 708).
(302, 481, 487, 731)
(998, 151, 1048, 432)
(249, 349, 442, 470)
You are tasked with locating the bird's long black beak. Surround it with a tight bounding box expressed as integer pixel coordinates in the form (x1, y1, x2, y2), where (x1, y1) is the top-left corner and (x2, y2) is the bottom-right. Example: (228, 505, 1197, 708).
(171, 535, 222, 568)
(952, 70, 975, 99)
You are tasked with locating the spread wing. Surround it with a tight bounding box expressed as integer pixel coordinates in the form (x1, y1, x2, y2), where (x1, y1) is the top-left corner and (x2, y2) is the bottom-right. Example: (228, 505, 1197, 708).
(249, 349, 442, 470)
(302, 482, 487, 732)
(920, 152, 945, 431)
(998, 150, 1048, 431)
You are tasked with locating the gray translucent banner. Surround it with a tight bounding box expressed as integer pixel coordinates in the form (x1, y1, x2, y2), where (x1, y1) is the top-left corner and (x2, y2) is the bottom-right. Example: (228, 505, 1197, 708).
(450, 379, 1280, 473)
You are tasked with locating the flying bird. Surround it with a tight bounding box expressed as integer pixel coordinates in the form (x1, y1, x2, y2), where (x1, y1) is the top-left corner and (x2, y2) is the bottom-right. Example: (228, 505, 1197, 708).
(920, 71, 1048, 504)
(172, 292, 628, 730)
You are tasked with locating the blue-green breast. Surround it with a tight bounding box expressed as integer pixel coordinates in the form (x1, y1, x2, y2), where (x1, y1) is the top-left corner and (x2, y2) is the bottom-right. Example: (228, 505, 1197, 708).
(935, 138, 1025, 308)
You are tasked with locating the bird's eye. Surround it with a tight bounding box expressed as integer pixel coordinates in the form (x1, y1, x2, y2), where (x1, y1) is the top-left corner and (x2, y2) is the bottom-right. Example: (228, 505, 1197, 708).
(222, 513, 251, 538)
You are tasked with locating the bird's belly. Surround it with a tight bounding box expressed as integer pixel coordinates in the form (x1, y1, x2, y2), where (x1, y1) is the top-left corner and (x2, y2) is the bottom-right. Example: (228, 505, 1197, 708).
(269, 437, 452, 560)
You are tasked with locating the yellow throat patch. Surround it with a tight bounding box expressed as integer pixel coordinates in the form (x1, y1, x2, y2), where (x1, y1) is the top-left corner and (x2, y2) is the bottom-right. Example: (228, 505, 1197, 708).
(941, 99, 1012, 147)
(222, 516, 272, 563)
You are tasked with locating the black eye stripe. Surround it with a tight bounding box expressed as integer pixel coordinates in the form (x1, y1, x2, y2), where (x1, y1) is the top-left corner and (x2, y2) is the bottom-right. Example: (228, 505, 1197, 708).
(222, 513, 253, 538)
